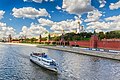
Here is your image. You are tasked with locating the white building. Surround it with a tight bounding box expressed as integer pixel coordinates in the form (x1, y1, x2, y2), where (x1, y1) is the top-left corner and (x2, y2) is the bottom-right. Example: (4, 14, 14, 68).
(77, 26, 84, 34)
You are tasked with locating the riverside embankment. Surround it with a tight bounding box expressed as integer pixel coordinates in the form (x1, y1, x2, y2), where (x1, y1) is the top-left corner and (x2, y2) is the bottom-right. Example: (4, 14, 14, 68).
(1, 43, 120, 80)
(37, 45, 120, 61)
(2, 42, 36, 46)
(2, 43, 120, 61)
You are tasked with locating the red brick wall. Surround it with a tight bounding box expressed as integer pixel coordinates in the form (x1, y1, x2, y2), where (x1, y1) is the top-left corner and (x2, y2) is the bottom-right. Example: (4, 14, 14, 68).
(90, 35, 99, 48)
(97, 41, 104, 48)
(97, 41, 120, 50)
(69, 41, 90, 47)
(12, 41, 20, 43)
(69, 36, 120, 50)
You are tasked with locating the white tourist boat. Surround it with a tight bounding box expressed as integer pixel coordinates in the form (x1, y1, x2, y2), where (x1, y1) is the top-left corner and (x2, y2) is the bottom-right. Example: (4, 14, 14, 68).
(30, 52, 59, 72)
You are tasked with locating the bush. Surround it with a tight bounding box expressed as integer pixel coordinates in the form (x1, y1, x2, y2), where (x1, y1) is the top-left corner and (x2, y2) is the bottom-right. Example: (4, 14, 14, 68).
(45, 42, 50, 45)
(52, 42, 56, 45)
(40, 42, 44, 44)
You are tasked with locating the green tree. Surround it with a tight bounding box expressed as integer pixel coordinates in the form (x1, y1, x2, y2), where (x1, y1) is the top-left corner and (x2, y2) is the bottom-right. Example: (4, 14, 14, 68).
(51, 36, 60, 41)
(25, 38, 30, 43)
(105, 31, 120, 39)
(30, 37, 37, 43)
(98, 32, 105, 40)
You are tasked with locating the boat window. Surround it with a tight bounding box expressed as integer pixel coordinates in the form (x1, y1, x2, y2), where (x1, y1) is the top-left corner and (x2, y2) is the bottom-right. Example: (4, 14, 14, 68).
(32, 56, 36, 58)
(50, 61, 56, 66)
(42, 54, 47, 58)
(42, 59, 50, 63)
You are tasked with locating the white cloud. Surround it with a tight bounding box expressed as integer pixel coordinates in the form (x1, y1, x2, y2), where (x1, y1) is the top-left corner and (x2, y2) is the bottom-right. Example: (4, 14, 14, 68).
(38, 18, 54, 26)
(0, 22, 7, 27)
(0, 22, 16, 38)
(56, 5, 61, 10)
(50, 0, 54, 2)
(23, 0, 26, 1)
(20, 23, 48, 38)
(99, 0, 106, 8)
(87, 21, 109, 30)
(9, 19, 12, 21)
(23, 0, 54, 3)
(86, 21, 120, 32)
(84, 10, 102, 22)
(12, 7, 50, 19)
(33, 0, 42, 3)
(38, 18, 82, 33)
(105, 15, 120, 22)
(51, 11, 54, 13)
(109, 0, 120, 10)
(62, 0, 94, 15)
(0, 10, 5, 20)
(86, 14, 120, 32)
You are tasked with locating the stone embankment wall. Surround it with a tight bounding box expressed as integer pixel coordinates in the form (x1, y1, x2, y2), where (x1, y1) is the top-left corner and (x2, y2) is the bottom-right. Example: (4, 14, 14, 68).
(69, 35, 120, 50)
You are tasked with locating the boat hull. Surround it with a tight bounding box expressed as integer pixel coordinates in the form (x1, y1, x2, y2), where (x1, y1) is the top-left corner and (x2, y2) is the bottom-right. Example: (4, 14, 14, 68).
(30, 56, 58, 72)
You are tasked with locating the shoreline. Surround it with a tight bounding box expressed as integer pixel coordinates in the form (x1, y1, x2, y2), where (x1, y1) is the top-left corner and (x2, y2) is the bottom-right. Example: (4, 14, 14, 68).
(1, 43, 120, 61)
(1, 42, 37, 47)
(37, 45, 120, 61)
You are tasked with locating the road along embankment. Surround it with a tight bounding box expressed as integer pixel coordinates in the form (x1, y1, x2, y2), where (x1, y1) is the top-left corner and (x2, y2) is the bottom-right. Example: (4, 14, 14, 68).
(2, 43, 36, 46)
(37, 45, 120, 61)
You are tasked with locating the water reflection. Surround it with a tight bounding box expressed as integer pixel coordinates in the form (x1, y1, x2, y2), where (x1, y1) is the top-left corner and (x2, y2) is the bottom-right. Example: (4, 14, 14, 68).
(0, 44, 58, 80)
(0, 44, 120, 80)
(45, 48, 120, 80)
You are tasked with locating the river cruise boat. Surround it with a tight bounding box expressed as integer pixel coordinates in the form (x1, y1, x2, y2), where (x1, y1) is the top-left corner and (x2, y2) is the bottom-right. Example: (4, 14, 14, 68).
(30, 52, 59, 72)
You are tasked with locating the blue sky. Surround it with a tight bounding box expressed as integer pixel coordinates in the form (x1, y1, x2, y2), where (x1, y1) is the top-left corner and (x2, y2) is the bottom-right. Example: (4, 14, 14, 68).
(0, 0, 120, 38)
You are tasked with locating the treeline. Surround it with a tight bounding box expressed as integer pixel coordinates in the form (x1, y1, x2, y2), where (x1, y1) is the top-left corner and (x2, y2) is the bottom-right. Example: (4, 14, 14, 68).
(49, 32, 93, 41)
(12, 30, 120, 42)
(98, 31, 120, 39)
(58, 30, 120, 41)
(61, 32, 93, 41)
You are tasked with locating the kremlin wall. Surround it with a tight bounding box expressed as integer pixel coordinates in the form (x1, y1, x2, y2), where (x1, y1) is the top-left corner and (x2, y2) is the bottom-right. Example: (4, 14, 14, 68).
(7, 24, 120, 51)
(9, 35, 120, 51)
(69, 35, 120, 50)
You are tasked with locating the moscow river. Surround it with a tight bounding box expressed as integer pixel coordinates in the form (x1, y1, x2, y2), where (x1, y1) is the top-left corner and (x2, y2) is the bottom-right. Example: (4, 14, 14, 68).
(0, 44, 120, 80)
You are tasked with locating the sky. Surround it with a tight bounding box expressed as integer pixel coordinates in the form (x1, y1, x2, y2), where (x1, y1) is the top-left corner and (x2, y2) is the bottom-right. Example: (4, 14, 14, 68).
(0, 0, 120, 38)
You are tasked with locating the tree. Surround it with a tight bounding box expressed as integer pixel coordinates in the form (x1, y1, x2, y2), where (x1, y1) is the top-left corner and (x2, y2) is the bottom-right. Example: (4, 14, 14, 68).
(98, 32, 105, 40)
(51, 36, 60, 41)
(59, 32, 93, 41)
(47, 33, 51, 41)
(30, 37, 37, 43)
(25, 38, 30, 43)
(105, 31, 120, 39)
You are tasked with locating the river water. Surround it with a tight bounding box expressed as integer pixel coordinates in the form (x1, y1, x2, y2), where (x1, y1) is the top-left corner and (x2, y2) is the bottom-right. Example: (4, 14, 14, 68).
(0, 44, 120, 80)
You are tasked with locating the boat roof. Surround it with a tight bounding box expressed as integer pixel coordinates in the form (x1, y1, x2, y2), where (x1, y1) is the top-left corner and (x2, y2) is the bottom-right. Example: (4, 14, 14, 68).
(41, 55, 53, 61)
(32, 52, 55, 61)
(32, 52, 45, 55)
